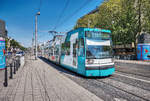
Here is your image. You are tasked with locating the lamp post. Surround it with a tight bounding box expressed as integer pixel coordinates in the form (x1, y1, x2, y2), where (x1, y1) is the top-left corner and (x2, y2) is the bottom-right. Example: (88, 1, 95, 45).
(35, 11, 40, 60)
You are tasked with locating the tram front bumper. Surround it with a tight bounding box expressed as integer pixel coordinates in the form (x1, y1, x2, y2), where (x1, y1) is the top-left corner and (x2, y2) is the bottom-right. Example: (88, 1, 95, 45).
(85, 65, 115, 77)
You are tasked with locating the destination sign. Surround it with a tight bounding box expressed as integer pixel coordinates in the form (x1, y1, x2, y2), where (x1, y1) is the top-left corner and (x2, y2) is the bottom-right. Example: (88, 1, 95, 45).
(85, 31, 110, 40)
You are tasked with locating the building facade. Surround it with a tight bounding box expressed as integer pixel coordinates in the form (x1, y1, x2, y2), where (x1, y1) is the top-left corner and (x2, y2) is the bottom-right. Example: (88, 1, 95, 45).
(0, 19, 6, 69)
(0, 19, 7, 38)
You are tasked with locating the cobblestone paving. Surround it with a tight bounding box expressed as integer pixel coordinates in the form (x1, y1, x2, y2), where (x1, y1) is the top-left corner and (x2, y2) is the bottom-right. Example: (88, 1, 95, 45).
(41, 58, 150, 101)
(0, 57, 102, 101)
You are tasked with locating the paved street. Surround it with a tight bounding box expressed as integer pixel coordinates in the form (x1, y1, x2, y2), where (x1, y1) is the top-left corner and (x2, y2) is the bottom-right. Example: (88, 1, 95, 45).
(0, 56, 150, 101)
(0, 57, 102, 101)
(1, 0, 150, 101)
(41, 58, 150, 101)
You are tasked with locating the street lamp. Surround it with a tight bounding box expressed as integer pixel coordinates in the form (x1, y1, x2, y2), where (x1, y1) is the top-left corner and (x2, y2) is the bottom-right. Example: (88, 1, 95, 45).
(35, 11, 40, 60)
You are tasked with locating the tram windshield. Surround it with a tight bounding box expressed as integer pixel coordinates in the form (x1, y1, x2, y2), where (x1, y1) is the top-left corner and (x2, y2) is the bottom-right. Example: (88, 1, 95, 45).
(86, 45, 112, 59)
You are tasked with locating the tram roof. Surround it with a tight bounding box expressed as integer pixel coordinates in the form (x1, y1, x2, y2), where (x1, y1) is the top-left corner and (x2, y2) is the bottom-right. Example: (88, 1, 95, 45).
(67, 27, 111, 34)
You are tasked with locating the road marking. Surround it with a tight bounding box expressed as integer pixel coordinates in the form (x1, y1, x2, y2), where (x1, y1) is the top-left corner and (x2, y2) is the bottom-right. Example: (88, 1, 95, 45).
(115, 72, 150, 84)
(114, 98, 127, 101)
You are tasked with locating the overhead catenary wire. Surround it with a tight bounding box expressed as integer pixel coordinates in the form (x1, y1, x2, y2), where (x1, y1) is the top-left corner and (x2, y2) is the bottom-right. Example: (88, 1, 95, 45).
(40, 0, 94, 42)
(38, 0, 42, 12)
(52, 0, 70, 30)
(54, 0, 94, 30)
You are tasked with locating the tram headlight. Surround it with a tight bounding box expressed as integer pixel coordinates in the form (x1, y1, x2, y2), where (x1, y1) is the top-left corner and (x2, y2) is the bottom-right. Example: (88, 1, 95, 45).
(86, 59, 94, 64)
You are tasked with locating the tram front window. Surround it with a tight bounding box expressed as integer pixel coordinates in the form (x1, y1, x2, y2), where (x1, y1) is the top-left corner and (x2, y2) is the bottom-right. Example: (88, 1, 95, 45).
(86, 45, 112, 59)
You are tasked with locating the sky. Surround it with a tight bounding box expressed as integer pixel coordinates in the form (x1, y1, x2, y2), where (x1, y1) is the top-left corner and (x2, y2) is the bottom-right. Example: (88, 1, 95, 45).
(0, 0, 103, 47)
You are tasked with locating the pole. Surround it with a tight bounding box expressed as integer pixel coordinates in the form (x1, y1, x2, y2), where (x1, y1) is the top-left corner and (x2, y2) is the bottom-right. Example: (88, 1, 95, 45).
(32, 34, 34, 56)
(9, 63, 13, 79)
(16, 59, 18, 71)
(3, 65, 8, 87)
(35, 15, 38, 60)
(14, 60, 16, 74)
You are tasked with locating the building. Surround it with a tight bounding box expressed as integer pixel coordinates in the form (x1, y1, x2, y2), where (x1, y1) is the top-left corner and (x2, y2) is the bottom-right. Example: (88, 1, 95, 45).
(0, 19, 6, 69)
(0, 19, 7, 38)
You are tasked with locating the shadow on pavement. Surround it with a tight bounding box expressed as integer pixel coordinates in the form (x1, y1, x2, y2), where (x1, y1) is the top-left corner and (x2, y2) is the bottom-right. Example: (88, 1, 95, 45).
(39, 57, 110, 79)
(39, 57, 80, 76)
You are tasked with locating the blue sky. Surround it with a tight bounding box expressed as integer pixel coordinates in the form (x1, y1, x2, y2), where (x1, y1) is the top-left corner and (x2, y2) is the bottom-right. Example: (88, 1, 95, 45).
(0, 0, 103, 47)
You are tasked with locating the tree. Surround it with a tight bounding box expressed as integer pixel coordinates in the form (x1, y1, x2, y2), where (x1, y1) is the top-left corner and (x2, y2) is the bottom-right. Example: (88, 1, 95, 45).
(142, 0, 150, 33)
(74, 0, 150, 47)
(74, 13, 98, 29)
(10, 39, 27, 51)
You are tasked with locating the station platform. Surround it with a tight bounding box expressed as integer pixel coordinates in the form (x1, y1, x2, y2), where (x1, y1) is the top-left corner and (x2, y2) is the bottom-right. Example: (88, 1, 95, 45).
(0, 57, 102, 101)
(115, 59, 150, 65)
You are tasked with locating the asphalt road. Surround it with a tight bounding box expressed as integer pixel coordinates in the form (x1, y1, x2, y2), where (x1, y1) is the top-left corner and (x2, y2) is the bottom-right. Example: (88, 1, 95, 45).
(41, 58, 150, 101)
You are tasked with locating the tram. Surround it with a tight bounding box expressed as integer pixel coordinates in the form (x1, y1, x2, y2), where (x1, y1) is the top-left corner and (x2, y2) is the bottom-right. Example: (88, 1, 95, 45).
(43, 27, 115, 77)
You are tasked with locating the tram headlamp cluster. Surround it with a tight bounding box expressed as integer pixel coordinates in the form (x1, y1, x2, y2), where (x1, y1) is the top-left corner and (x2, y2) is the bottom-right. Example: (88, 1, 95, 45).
(86, 59, 94, 64)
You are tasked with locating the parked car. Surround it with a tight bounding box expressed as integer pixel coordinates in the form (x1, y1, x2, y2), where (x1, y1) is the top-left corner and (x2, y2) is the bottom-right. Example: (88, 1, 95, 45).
(16, 51, 24, 56)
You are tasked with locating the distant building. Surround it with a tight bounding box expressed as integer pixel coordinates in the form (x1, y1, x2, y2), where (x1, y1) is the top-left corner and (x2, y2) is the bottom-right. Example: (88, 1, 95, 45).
(0, 19, 7, 38)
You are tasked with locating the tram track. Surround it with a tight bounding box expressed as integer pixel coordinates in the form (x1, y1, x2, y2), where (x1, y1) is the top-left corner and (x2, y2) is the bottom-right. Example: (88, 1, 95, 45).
(40, 58, 150, 101)
(94, 79, 150, 101)
(63, 72, 149, 101)
(57, 68, 150, 101)
(110, 73, 150, 91)
(65, 72, 150, 101)
(115, 70, 150, 79)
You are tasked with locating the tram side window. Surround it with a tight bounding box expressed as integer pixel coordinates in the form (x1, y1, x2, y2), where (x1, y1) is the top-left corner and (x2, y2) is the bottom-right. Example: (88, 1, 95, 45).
(54, 47, 59, 56)
(73, 39, 78, 57)
(61, 43, 66, 55)
(73, 44, 76, 57)
(78, 38, 84, 56)
(66, 42, 70, 55)
(61, 42, 70, 55)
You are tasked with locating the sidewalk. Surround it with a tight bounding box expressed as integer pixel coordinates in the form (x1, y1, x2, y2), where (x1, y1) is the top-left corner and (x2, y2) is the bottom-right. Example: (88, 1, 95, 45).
(0, 57, 102, 101)
(115, 59, 150, 65)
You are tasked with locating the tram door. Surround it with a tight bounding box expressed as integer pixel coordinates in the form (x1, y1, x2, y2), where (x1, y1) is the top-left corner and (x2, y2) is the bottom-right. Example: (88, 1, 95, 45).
(78, 38, 85, 75)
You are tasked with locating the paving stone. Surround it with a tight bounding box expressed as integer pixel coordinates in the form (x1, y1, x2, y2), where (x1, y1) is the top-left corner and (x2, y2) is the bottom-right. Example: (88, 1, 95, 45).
(0, 56, 103, 101)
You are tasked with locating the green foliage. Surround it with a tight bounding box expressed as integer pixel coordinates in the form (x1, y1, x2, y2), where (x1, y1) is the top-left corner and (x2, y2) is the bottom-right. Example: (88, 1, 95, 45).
(74, 0, 150, 46)
(74, 13, 98, 29)
(10, 39, 27, 51)
(142, 0, 150, 33)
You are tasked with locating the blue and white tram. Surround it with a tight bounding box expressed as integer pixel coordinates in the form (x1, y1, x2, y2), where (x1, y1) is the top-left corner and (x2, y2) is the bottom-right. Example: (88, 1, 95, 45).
(44, 27, 115, 77)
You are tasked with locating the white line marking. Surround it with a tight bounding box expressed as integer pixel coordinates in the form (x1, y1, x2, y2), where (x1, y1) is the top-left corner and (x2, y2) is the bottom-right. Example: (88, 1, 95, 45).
(115, 72, 150, 84)
(114, 98, 127, 101)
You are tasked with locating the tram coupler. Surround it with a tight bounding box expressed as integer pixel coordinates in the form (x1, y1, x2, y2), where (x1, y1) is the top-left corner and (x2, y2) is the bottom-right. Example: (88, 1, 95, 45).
(3, 66, 8, 87)
(9, 63, 13, 79)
